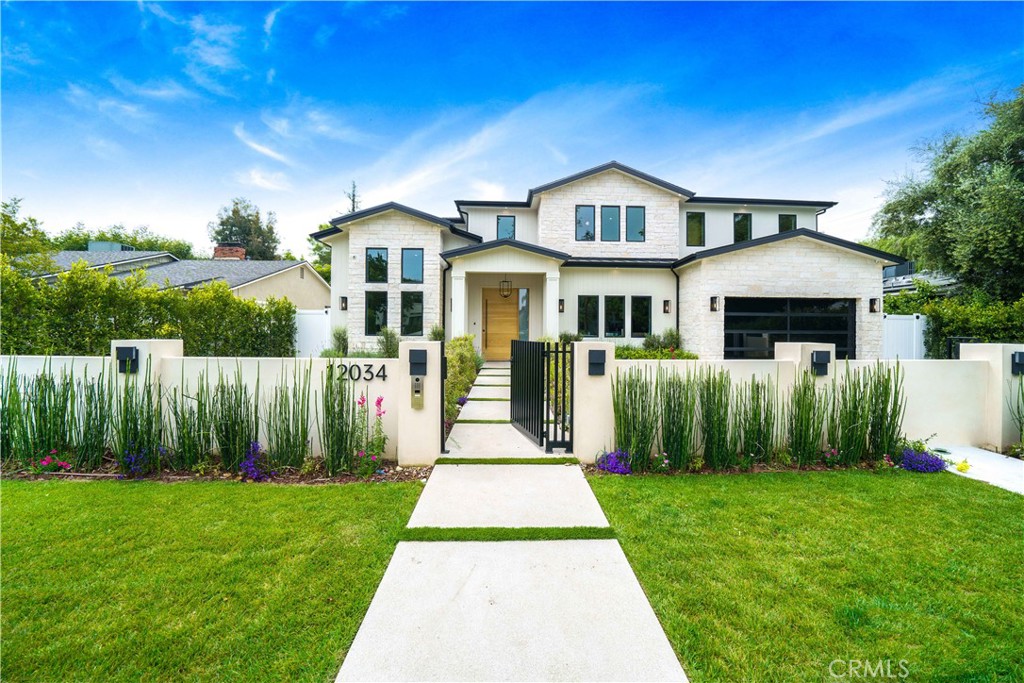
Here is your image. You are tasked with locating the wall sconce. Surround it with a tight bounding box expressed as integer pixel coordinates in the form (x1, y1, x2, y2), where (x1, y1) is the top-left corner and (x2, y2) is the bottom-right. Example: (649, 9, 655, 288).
(710, 296, 719, 312)
(558, 299, 565, 313)
(870, 298, 880, 313)
(663, 299, 671, 314)
(339, 296, 348, 311)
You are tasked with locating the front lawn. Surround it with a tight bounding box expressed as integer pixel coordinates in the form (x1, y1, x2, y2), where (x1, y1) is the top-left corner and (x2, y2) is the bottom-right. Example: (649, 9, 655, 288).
(589, 470, 1024, 682)
(1, 479, 422, 682)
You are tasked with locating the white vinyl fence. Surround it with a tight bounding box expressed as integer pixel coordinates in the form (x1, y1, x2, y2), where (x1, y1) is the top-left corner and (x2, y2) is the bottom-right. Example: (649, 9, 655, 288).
(882, 314, 927, 360)
(295, 308, 331, 357)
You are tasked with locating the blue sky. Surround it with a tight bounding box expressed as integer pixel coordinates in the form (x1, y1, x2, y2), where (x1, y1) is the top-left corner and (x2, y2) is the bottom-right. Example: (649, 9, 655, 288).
(3, 1, 1022, 257)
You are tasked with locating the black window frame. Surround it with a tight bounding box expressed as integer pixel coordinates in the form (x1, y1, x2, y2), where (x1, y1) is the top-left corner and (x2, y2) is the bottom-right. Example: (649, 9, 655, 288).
(600, 205, 621, 242)
(723, 297, 856, 360)
(365, 247, 388, 283)
(496, 215, 516, 240)
(778, 214, 797, 233)
(577, 295, 599, 338)
(686, 211, 705, 247)
(626, 206, 646, 242)
(365, 291, 388, 336)
(401, 248, 424, 284)
(630, 296, 652, 338)
(400, 291, 424, 336)
(733, 213, 752, 243)
(576, 205, 596, 241)
(604, 295, 626, 338)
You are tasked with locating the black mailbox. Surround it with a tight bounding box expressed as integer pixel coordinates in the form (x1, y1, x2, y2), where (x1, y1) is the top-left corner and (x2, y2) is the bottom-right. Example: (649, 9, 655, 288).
(588, 349, 606, 376)
(116, 346, 139, 374)
(810, 350, 830, 376)
(1012, 351, 1024, 376)
(409, 349, 428, 377)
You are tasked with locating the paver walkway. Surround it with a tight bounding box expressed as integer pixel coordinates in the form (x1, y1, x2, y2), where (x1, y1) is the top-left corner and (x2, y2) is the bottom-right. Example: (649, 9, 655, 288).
(337, 363, 687, 682)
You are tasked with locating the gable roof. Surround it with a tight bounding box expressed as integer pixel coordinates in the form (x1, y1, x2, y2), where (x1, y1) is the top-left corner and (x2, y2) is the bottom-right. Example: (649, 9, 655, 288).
(110, 259, 323, 291)
(672, 228, 904, 269)
(49, 250, 177, 271)
(440, 239, 570, 263)
(311, 202, 482, 243)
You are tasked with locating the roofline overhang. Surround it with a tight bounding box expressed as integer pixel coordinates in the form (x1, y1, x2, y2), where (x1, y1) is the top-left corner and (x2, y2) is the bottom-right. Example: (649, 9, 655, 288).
(686, 196, 838, 209)
(440, 239, 570, 265)
(311, 202, 482, 243)
(34, 251, 179, 279)
(671, 229, 904, 269)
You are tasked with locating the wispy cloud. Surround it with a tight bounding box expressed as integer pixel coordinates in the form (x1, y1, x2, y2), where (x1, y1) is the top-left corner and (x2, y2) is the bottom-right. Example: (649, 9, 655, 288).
(169, 13, 245, 96)
(108, 74, 195, 101)
(236, 167, 291, 191)
(1, 39, 42, 68)
(313, 25, 336, 48)
(85, 136, 126, 162)
(233, 123, 293, 165)
(65, 83, 152, 128)
(263, 6, 282, 49)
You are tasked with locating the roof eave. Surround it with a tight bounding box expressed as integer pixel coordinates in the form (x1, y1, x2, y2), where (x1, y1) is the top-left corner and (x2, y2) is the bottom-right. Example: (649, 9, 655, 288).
(672, 229, 904, 269)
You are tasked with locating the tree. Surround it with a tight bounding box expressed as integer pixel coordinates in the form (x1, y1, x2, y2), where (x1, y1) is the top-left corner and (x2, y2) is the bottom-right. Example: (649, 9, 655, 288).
(306, 227, 332, 283)
(343, 180, 361, 214)
(208, 198, 280, 260)
(868, 87, 1024, 301)
(1, 198, 54, 274)
(51, 223, 196, 260)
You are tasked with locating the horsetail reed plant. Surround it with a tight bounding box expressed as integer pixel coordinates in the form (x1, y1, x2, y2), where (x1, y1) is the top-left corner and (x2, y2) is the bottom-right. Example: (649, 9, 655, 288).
(212, 366, 260, 471)
(24, 362, 78, 461)
(698, 367, 734, 471)
(788, 371, 826, 467)
(1006, 376, 1024, 443)
(657, 367, 698, 470)
(828, 366, 871, 466)
(736, 374, 779, 470)
(319, 361, 358, 475)
(265, 363, 312, 469)
(611, 366, 659, 472)
(112, 359, 164, 475)
(167, 372, 214, 470)
(76, 365, 114, 471)
(867, 362, 906, 460)
(1, 363, 26, 467)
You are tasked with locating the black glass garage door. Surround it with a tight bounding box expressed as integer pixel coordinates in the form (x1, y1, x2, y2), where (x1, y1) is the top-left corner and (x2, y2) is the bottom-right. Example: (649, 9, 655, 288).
(724, 298, 856, 359)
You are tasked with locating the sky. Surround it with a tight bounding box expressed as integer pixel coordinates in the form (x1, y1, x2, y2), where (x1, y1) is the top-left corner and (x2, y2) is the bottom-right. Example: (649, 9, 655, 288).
(2, 1, 1022, 258)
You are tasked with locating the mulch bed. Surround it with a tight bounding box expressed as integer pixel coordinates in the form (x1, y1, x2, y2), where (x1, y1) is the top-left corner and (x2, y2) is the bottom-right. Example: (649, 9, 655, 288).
(5, 465, 433, 486)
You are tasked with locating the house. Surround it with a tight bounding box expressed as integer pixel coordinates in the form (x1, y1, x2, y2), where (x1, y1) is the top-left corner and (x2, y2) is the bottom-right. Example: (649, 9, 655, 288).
(38, 242, 331, 310)
(311, 161, 903, 360)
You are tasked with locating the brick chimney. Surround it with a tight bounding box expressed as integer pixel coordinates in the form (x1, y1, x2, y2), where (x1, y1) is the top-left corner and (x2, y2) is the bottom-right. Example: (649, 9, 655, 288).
(213, 242, 246, 260)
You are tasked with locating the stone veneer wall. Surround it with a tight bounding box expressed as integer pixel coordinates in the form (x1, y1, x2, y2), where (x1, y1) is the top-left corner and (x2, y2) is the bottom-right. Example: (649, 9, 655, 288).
(536, 170, 681, 258)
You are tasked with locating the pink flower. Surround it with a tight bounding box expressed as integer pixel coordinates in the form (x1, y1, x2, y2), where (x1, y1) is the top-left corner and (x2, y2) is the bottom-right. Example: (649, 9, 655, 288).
(376, 409, 386, 418)
(370, 455, 377, 461)
(59, 462, 71, 470)
(358, 450, 365, 457)
(375, 396, 384, 409)
(357, 394, 366, 407)
(50, 449, 58, 454)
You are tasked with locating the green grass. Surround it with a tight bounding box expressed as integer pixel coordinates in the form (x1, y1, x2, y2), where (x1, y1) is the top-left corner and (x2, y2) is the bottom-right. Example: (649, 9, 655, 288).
(467, 397, 510, 402)
(589, 470, 1024, 682)
(454, 418, 511, 424)
(402, 526, 614, 542)
(434, 457, 579, 465)
(1, 479, 423, 682)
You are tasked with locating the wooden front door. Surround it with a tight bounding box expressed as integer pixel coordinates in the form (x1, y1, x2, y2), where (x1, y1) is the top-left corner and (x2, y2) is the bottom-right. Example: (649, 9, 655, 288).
(483, 288, 519, 361)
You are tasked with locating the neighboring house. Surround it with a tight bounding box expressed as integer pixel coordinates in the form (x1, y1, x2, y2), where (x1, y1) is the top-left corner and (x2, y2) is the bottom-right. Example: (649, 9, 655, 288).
(311, 161, 903, 360)
(38, 242, 331, 310)
(882, 261, 958, 295)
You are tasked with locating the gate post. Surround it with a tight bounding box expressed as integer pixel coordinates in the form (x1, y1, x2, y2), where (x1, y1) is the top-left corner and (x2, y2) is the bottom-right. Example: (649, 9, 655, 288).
(571, 341, 615, 464)
(397, 341, 443, 466)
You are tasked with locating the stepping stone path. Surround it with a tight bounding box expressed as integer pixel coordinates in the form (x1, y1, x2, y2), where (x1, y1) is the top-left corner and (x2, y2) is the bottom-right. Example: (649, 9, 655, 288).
(337, 361, 688, 682)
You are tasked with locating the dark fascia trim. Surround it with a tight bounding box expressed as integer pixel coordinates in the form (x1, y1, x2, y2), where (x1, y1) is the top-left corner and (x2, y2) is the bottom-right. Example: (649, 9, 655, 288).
(440, 239, 570, 263)
(671, 228, 905, 269)
(453, 199, 531, 208)
(563, 257, 676, 269)
(528, 161, 695, 201)
(35, 251, 179, 279)
(310, 202, 482, 243)
(687, 196, 838, 209)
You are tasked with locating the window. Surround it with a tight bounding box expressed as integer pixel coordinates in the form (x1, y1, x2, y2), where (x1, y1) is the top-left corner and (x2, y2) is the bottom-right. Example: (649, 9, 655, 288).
(365, 291, 388, 336)
(366, 248, 388, 283)
(600, 206, 620, 241)
(401, 291, 423, 336)
(605, 296, 625, 337)
(401, 248, 423, 283)
(724, 297, 856, 360)
(626, 206, 645, 242)
(576, 205, 595, 241)
(733, 213, 752, 243)
(518, 289, 529, 340)
(686, 212, 705, 247)
(497, 215, 516, 240)
(578, 295, 599, 337)
(631, 296, 651, 337)
(779, 214, 797, 232)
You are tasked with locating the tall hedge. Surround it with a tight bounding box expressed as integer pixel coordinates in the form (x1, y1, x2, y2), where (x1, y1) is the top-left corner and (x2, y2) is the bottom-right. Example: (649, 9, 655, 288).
(0, 262, 297, 357)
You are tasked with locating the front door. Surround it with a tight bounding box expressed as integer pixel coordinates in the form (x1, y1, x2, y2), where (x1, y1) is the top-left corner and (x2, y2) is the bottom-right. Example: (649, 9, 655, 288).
(483, 288, 519, 361)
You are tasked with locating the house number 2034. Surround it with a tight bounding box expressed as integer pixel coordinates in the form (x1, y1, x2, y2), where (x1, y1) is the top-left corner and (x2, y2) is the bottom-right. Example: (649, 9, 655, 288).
(337, 363, 388, 381)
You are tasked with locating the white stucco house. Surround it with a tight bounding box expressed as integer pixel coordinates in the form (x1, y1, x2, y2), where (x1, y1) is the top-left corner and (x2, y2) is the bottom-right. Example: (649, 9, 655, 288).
(311, 161, 903, 360)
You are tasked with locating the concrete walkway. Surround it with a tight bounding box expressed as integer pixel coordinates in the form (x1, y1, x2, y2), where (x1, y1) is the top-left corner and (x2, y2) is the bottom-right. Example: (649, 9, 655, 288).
(337, 364, 687, 682)
(936, 444, 1024, 495)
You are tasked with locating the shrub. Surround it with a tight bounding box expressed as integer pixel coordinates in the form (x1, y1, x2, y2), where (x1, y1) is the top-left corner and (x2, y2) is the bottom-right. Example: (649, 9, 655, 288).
(428, 325, 445, 342)
(377, 327, 400, 358)
(331, 326, 349, 355)
(788, 371, 826, 467)
(166, 373, 214, 471)
(318, 361, 359, 476)
(444, 336, 479, 422)
(615, 346, 698, 360)
(697, 367, 733, 470)
(900, 448, 948, 473)
(264, 364, 311, 469)
(611, 367, 659, 472)
(558, 331, 582, 344)
(736, 374, 778, 469)
(642, 328, 682, 351)
(657, 368, 698, 470)
(211, 367, 260, 471)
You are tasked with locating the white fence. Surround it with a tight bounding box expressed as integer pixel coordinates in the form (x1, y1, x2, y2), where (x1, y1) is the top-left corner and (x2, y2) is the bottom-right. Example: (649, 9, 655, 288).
(882, 314, 927, 360)
(295, 308, 331, 357)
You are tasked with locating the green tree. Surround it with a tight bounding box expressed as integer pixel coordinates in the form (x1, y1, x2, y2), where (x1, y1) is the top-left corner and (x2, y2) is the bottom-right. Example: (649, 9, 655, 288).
(306, 228, 332, 283)
(0, 257, 45, 353)
(51, 223, 196, 260)
(868, 87, 1024, 301)
(208, 198, 280, 261)
(1, 198, 54, 274)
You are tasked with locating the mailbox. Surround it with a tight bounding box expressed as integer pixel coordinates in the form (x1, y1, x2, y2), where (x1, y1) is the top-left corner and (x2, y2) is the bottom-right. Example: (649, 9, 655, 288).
(588, 349, 606, 376)
(116, 346, 139, 374)
(810, 350, 831, 377)
(409, 349, 427, 377)
(1012, 351, 1024, 376)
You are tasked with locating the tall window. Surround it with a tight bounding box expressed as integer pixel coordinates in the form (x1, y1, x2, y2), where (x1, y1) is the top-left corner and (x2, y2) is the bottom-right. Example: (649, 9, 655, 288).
(576, 205, 595, 241)
(631, 297, 651, 338)
(778, 214, 797, 232)
(497, 215, 516, 240)
(401, 292, 423, 336)
(365, 291, 388, 335)
(686, 212, 705, 247)
(601, 206, 620, 241)
(605, 296, 625, 338)
(733, 213, 752, 243)
(626, 206, 646, 242)
(366, 248, 388, 283)
(578, 295, 599, 337)
(401, 248, 423, 283)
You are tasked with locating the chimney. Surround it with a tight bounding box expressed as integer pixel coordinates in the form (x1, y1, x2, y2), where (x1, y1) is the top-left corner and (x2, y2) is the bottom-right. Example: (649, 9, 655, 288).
(213, 242, 246, 260)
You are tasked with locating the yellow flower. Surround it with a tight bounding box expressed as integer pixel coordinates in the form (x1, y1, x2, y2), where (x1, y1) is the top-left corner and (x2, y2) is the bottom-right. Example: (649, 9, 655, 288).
(956, 459, 971, 473)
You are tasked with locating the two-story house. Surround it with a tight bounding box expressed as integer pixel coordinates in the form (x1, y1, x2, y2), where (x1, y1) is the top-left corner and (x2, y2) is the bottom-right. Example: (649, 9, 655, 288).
(311, 161, 903, 360)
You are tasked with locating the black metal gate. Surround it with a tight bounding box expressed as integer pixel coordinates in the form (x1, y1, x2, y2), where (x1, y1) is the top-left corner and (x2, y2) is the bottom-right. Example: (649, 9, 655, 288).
(510, 340, 574, 453)
(440, 340, 449, 454)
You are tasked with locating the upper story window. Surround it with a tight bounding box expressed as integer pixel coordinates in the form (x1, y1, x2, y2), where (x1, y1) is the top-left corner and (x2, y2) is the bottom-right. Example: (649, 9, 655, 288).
(601, 206, 620, 241)
(733, 213, 752, 243)
(366, 248, 388, 283)
(576, 205, 595, 241)
(779, 214, 797, 232)
(401, 248, 423, 284)
(401, 291, 423, 336)
(497, 215, 516, 240)
(626, 206, 646, 242)
(686, 212, 705, 247)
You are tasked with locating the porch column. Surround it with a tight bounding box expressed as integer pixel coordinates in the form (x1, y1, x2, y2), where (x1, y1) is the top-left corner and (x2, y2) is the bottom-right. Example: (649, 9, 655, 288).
(450, 274, 467, 337)
(544, 273, 560, 338)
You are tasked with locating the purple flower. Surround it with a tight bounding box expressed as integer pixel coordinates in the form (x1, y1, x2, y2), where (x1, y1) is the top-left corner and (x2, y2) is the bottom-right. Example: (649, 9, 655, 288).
(900, 448, 948, 473)
(596, 449, 632, 475)
(240, 441, 275, 482)
(457, 396, 468, 407)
